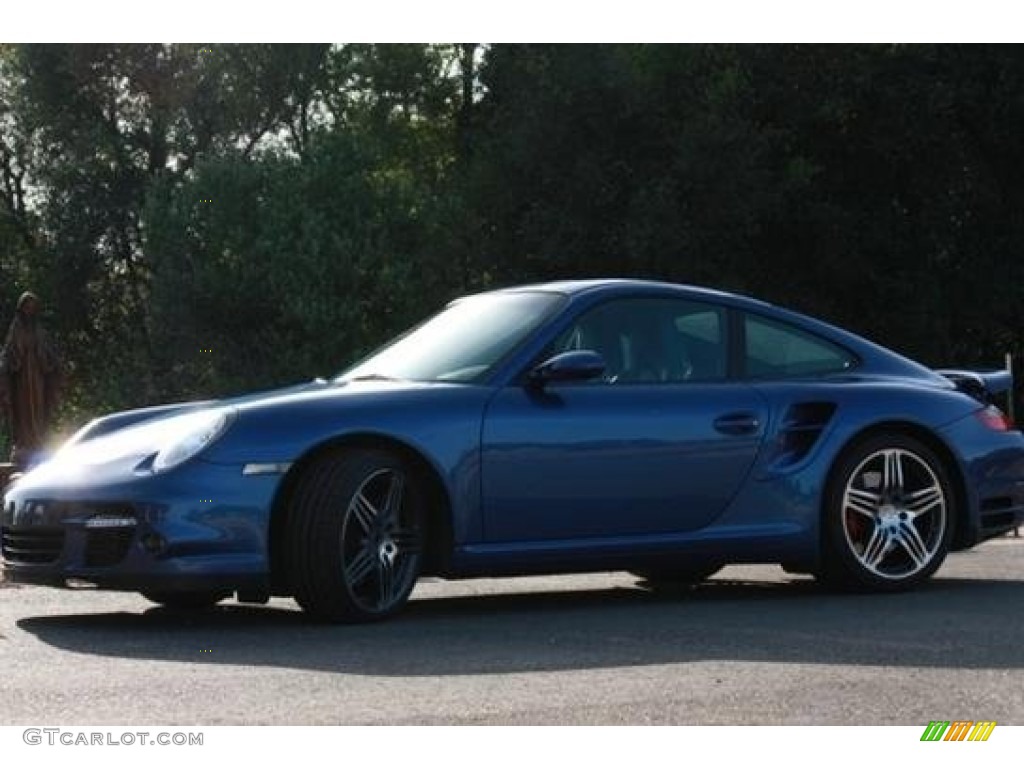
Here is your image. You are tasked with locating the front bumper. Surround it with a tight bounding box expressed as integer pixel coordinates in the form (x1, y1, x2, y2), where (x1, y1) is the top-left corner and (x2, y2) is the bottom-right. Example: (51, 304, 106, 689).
(1, 459, 280, 593)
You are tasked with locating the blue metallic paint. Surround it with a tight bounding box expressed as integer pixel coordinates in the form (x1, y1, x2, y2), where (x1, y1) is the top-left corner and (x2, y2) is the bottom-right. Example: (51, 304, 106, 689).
(481, 383, 767, 541)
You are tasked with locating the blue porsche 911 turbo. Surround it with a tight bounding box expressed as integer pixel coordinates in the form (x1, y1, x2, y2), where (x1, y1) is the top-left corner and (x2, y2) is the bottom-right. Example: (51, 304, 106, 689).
(3, 279, 1023, 622)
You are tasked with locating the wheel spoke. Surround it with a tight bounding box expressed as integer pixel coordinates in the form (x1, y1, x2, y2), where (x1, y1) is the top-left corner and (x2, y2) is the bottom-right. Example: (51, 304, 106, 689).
(345, 546, 376, 586)
(896, 521, 930, 567)
(903, 486, 943, 519)
(883, 450, 904, 494)
(382, 472, 405, 524)
(845, 488, 881, 518)
(378, 557, 395, 608)
(391, 527, 421, 553)
(350, 492, 379, 533)
(861, 525, 890, 569)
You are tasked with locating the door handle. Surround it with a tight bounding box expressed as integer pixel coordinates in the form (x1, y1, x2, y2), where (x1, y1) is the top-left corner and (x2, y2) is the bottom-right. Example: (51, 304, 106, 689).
(713, 412, 761, 435)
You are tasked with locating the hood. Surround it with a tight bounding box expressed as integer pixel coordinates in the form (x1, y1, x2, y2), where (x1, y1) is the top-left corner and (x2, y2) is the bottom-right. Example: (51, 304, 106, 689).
(63, 379, 332, 446)
(61, 377, 459, 449)
(16, 377, 462, 486)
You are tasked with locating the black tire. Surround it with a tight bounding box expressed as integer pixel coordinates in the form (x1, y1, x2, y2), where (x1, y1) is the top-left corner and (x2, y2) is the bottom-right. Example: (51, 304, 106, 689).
(142, 590, 230, 610)
(631, 565, 721, 587)
(286, 449, 424, 623)
(820, 432, 954, 592)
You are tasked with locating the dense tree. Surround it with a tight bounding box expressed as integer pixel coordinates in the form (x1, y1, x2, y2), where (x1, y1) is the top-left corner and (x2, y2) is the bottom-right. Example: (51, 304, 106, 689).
(1, 43, 1023, 439)
(467, 44, 1024, 367)
(1, 43, 333, 415)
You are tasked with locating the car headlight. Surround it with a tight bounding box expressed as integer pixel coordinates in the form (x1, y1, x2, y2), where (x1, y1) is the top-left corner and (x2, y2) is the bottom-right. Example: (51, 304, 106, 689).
(152, 409, 234, 473)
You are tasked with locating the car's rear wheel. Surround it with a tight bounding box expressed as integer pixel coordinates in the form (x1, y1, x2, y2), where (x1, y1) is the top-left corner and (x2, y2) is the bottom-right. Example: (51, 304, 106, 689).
(142, 590, 231, 610)
(631, 565, 721, 587)
(821, 433, 954, 591)
(286, 449, 424, 623)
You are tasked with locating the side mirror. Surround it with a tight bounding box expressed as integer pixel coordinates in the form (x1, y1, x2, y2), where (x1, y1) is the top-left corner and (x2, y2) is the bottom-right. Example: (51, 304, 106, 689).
(528, 350, 606, 386)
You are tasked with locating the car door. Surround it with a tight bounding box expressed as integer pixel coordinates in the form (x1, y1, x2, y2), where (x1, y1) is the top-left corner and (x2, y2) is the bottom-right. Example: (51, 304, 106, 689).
(480, 296, 769, 543)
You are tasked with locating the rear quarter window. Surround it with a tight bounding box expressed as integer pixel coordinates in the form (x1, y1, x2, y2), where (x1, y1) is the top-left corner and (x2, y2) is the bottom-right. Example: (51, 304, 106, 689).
(745, 314, 856, 378)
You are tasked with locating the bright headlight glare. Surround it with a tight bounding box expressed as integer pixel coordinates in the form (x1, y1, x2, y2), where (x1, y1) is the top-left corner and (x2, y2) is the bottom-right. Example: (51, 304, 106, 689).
(152, 410, 234, 473)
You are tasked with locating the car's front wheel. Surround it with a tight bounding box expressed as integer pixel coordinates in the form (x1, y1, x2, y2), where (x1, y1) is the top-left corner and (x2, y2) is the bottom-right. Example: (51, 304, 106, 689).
(821, 433, 954, 591)
(286, 449, 424, 623)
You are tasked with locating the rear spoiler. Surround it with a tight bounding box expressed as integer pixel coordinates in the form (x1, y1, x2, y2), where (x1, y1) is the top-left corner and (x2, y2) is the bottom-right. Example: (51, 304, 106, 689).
(936, 369, 1014, 403)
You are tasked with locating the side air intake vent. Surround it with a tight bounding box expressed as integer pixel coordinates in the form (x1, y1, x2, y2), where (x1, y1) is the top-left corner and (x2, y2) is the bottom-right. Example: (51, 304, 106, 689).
(772, 402, 837, 468)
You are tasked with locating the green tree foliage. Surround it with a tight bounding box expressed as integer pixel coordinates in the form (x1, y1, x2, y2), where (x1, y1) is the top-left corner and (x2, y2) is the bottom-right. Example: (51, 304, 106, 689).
(1, 43, 335, 417)
(143, 44, 463, 399)
(467, 45, 788, 287)
(739, 45, 1024, 364)
(1, 43, 1024, 436)
(145, 132, 447, 397)
(467, 44, 1024, 367)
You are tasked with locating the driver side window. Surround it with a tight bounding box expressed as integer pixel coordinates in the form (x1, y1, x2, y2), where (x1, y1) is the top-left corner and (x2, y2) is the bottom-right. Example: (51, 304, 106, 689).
(553, 297, 726, 384)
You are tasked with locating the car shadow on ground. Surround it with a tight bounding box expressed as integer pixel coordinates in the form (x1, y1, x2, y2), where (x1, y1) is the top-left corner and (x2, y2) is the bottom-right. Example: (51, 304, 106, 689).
(14, 574, 1024, 676)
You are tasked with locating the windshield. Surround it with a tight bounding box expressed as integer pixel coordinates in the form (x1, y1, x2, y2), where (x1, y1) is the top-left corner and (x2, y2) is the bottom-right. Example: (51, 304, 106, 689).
(339, 291, 565, 383)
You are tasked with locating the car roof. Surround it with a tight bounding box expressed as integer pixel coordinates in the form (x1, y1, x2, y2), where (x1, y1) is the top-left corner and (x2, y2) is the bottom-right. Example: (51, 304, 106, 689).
(487, 277, 771, 308)
(479, 278, 944, 384)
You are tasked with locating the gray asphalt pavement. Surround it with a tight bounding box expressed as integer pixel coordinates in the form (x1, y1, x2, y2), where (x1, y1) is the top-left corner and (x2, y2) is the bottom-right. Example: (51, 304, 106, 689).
(1, 539, 1022, 725)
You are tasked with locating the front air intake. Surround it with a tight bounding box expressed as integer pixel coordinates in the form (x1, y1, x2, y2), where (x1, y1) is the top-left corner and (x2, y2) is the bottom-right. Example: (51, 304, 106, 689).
(1, 526, 65, 564)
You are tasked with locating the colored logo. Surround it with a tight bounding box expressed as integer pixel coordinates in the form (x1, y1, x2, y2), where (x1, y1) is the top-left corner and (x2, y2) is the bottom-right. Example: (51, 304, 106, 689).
(920, 721, 996, 742)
